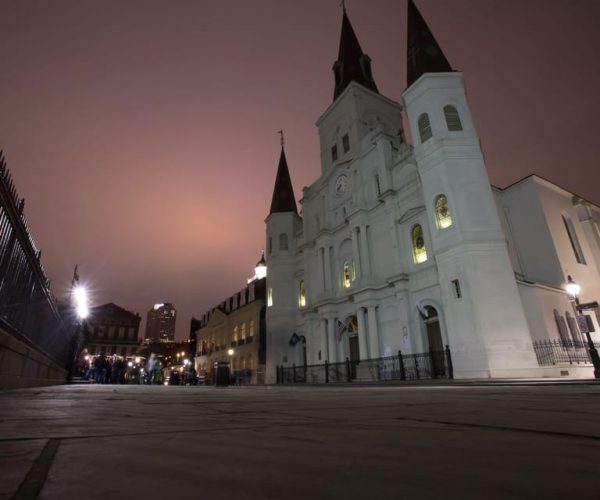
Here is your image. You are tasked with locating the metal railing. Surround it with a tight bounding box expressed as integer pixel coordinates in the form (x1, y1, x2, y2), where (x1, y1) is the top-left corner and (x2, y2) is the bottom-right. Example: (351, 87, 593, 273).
(0, 151, 72, 367)
(276, 346, 453, 384)
(533, 338, 598, 366)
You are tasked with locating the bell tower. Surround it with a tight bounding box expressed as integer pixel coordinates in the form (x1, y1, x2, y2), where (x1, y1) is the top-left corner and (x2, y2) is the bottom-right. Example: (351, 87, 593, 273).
(265, 137, 302, 383)
(402, 0, 538, 377)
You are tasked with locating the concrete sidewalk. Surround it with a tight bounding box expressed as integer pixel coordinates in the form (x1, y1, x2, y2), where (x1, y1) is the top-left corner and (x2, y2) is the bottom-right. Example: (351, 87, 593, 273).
(1, 384, 599, 499)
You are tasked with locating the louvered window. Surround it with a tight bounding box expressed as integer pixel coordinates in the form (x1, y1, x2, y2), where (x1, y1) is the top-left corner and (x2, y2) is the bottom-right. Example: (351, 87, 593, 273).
(444, 105, 463, 131)
(418, 113, 432, 143)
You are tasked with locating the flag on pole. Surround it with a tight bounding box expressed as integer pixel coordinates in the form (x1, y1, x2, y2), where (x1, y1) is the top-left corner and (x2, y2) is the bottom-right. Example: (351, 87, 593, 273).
(336, 318, 347, 342)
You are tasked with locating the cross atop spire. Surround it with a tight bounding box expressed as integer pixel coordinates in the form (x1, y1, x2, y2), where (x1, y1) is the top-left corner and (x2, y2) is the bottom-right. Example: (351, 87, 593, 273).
(332, 7, 379, 101)
(277, 129, 284, 148)
(406, 0, 453, 88)
(269, 142, 298, 215)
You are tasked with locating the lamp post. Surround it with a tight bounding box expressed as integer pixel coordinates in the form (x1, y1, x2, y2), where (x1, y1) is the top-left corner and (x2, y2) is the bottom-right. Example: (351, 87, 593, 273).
(69, 284, 89, 378)
(227, 348, 234, 381)
(567, 275, 600, 378)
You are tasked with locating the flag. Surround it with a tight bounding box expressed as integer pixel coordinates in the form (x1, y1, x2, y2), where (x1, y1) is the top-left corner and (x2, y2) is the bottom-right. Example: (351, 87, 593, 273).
(336, 318, 347, 342)
(416, 302, 429, 320)
(289, 332, 300, 346)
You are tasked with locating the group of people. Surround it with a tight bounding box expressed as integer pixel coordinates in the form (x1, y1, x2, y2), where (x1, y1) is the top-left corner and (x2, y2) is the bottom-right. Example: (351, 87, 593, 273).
(76, 350, 200, 385)
(77, 349, 129, 384)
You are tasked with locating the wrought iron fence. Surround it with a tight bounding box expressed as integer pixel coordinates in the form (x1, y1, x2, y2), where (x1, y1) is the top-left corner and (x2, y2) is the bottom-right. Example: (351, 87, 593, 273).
(276, 346, 453, 384)
(0, 151, 72, 366)
(533, 339, 598, 366)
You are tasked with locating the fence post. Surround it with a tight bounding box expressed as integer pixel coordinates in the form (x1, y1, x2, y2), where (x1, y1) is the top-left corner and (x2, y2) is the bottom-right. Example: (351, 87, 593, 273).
(398, 350, 406, 381)
(445, 345, 454, 380)
(325, 360, 329, 383)
(414, 354, 420, 380)
(293, 364, 296, 383)
(346, 357, 351, 382)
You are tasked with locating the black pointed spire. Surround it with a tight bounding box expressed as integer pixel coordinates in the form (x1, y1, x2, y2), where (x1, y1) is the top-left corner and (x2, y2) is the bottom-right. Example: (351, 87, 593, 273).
(269, 145, 297, 215)
(332, 8, 379, 101)
(407, 0, 453, 87)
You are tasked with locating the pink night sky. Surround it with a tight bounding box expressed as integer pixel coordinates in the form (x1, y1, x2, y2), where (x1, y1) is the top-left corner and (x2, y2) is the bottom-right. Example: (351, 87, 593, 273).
(1, 0, 599, 340)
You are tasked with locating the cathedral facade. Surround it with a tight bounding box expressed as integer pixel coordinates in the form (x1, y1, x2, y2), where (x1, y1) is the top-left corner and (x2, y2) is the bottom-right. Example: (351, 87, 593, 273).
(264, 1, 600, 382)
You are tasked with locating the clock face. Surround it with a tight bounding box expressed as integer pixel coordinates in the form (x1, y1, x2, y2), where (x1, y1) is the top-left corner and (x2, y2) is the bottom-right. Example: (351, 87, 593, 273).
(335, 174, 348, 196)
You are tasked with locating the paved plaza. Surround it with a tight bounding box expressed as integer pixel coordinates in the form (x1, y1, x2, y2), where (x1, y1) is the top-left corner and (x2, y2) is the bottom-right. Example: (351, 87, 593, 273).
(1, 382, 600, 499)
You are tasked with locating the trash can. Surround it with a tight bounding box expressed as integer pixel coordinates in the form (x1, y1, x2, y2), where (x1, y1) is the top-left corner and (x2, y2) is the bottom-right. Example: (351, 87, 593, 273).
(214, 361, 230, 386)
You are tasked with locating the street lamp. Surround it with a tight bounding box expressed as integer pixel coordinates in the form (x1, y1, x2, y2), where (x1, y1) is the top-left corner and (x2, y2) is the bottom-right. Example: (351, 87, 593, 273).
(73, 286, 89, 319)
(566, 275, 600, 378)
(227, 348, 234, 374)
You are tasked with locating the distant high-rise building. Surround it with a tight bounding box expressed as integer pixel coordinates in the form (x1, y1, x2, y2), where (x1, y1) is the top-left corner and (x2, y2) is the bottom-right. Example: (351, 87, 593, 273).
(145, 303, 177, 342)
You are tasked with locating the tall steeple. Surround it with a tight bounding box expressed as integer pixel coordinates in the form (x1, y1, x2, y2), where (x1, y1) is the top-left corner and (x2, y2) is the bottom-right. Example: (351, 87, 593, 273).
(406, 0, 453, 88)
(332, 6, 379, 101)
(269, 142, 297, 215)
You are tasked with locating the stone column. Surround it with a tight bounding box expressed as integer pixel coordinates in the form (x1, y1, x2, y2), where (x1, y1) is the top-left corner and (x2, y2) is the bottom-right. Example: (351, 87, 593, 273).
(324, 246, 332, 291)
(317, 247, 325, 292)
(357, 307, 368, 360)
(327, 317, 337, 363)
(367, 306, 380, 358)
(359, 225, 371, 276)
(351, 227, 362, 278)
(321, 319, 329, 362)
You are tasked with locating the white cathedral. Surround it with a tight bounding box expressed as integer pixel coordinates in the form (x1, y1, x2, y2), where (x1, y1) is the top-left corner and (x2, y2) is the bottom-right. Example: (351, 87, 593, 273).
(262, 1, 600, 382)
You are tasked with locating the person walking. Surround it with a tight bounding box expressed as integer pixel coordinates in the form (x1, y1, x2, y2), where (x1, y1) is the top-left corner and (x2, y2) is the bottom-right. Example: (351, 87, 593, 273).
(94, 353, 107, 384)
(146, 353, 158, 384)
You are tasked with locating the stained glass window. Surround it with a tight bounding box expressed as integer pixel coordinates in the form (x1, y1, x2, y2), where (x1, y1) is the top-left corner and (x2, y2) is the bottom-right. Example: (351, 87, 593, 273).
(342, 260, 356, 288)
(412, 224, 428, 264)
(299, 280, 306, 307)
(435, 194, 452, 229)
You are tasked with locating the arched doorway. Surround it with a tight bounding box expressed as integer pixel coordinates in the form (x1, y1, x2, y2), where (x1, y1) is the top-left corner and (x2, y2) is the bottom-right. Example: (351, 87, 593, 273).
(422, 306, 445, 377)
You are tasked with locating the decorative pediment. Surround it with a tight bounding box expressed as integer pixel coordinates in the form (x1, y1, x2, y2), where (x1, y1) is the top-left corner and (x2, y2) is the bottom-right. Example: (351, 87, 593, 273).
(397, 205, 425, 224)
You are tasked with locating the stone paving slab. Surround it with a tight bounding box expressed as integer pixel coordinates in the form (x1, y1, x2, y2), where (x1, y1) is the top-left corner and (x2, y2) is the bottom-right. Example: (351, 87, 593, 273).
(1, 384, 600, 499)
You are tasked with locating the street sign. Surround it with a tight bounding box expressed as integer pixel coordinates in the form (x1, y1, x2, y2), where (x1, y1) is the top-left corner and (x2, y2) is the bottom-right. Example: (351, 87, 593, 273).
(576, 315, 593, 333)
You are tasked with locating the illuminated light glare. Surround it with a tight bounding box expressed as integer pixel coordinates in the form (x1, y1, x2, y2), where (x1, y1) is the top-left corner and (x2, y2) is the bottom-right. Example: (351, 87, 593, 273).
(74, 286, 89, 319)
(84, 355, 90, 361)
(228, 349, 234, 356)
(135, 357, 141, 364)
(153, 303, 164, 310)
(127, 361, 133, 367)
(566, 281, 581, 297)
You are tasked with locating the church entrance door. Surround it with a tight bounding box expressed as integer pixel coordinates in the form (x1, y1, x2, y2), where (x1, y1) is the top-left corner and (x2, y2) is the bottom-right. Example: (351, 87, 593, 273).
(348, 335, 359, 380)
(424, 306, 445, 378)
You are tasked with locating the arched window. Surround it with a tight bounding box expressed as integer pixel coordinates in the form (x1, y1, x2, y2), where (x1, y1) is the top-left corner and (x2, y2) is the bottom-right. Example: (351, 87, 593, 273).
(553, 309, 570, 343)
(565, 311, 582, 344)
(412, 224, 428, 264)
(418, 113, 432, 143)
(268, 236, 273, 255)
(249, 319, 255, 338)
(443, 105, 463, 131)
(279, 233, 288, 251)
(434, 194, 453, 229)
(562, 215, 586, 264)
(232, 326, 238, 343)
(241, 322, 246, 340)
(267, 288, 273, 307)
(342, 260, 356, 288)
(298, 280, 306, 307)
